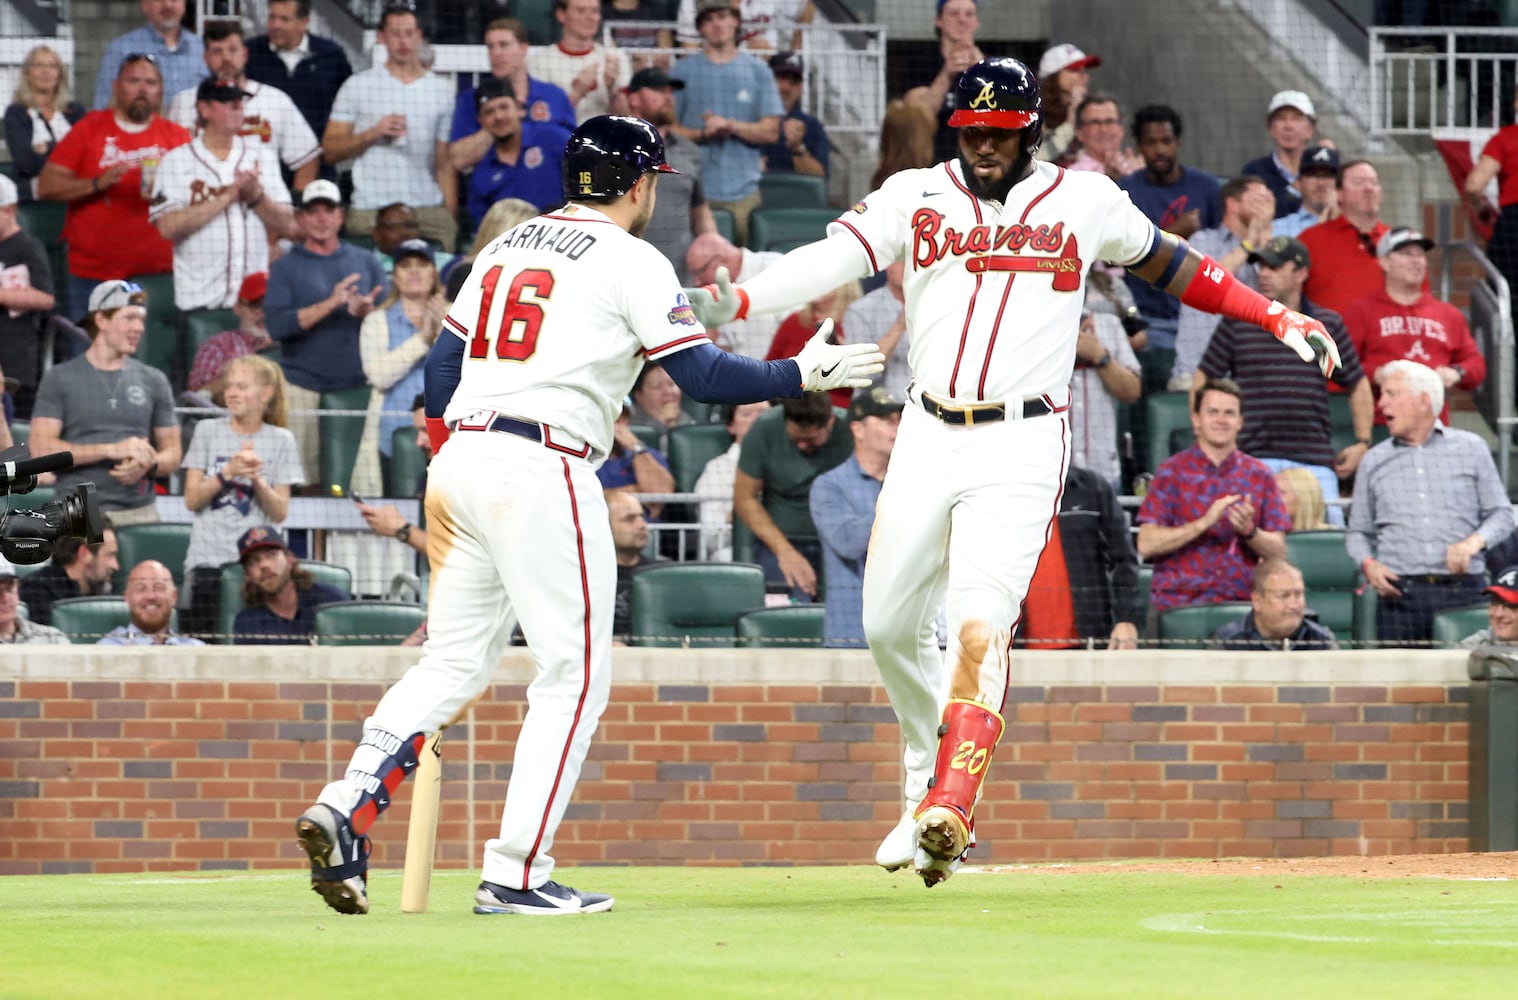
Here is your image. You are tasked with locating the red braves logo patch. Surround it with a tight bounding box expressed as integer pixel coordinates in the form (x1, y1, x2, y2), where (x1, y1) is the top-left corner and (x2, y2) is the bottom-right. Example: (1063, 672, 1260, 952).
(530, 101, 550, 122)
(525, 146, 543, 169)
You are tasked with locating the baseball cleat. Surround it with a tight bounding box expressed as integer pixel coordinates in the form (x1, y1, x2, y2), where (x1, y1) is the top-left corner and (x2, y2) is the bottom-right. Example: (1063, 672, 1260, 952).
(875, 810, 918, 871)
(473, 880, 615, 915)
(914, 846, 964, 888)
(915, 804, 970, 886)
(295, 804, 371, 915)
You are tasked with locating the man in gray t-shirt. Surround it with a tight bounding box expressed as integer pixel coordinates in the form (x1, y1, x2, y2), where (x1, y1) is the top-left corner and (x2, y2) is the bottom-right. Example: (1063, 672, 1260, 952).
(29, 280, 181, 523)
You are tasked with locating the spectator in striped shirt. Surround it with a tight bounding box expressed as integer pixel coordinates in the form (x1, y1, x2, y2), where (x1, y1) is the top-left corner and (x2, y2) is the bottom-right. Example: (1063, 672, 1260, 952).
(1193, 235, 1372, 525)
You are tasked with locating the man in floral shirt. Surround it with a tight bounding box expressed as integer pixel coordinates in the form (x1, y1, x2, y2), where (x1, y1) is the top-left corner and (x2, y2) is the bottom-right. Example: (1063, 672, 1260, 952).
(1137, 377, 1291, 629)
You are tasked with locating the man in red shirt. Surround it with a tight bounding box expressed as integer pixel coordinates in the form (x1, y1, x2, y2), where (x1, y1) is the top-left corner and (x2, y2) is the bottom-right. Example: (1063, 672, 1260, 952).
(1341, 226, 1485, 425)
(1298, 160, 1388, 313)
(36, 53, 189, 319)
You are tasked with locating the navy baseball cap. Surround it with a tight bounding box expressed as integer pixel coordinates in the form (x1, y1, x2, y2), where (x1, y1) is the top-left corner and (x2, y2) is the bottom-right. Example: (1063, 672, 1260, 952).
(392, 238, 434, 265)
(197, 77, 252, 103)
(849, 387, 904, 421)
(626, 67, 684, 93)
(237, 526, 289, 562)
(475, 75, 516, 114)
(1247, 235, 1310, 270)
(769, 52, 804, 78)
(1299, 144, 1340, 176)
(1486, 568, 1518, 605)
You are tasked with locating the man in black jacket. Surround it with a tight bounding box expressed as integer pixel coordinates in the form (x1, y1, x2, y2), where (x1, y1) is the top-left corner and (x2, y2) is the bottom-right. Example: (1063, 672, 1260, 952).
(244, 0, 352, 144)
(1021, 464, 1142, 650)
(1208, 559, 1338, 650)
(20, 521, 118, 625)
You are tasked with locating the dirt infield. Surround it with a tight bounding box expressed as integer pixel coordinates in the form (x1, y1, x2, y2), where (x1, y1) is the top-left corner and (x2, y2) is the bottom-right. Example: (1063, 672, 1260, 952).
(976, 852, 1518, 879)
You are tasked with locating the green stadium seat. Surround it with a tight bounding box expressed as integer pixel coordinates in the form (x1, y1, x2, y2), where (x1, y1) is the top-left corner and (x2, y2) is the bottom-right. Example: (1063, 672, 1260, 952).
(218, 560, 354, 642)
(319, 385, 373, 495)
(1432, 604, 1489, 648)
(10, 420, 27, 448)
(50, 596, 130, 644)
(736, 604, 825, 647)
(732, 515, 754, 563)
(313, 599, 426, 646)
(17, 201, 68, 316)
(679, 393, 714, 425)
(1144, 392, 1193, 472)
(509, 0, 560, 44)
(1157, 602, 1252, 650)
(1327, 392, 1390, 454)
(629, 561, 766, 647)
(711, 207, 737, 245)
(1285, 529, 1356, 641)
(126, 272, 180, 383)
(747, 207, 838, 252)
(111, 522, 193, 593)
(667, 423, 732, 493)
(183, 308, 239, 372)
(1136, 563, 1153, 638)
(1354, 584, 1378, 648)
(759, 173, 829, 209)
(390, 425, 428, 499)
(630, 423, 662, 451)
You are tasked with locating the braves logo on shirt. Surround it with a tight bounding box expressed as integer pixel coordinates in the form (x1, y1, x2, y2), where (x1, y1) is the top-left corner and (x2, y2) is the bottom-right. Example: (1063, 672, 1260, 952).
(189, 178, 233, 206)
(241, 115, 273, 143)
(911, 209, 1084, 291)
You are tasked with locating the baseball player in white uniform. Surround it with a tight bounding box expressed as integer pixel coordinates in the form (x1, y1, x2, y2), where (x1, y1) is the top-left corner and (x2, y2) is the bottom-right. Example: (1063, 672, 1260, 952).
(686, 58, 1341, 887)
(294, 115, 882, 916)
(151, 79, 295, 311)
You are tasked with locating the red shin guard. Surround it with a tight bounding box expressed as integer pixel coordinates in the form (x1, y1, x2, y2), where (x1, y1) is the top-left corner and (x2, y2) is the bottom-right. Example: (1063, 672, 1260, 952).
(916, 699, 1006, 822)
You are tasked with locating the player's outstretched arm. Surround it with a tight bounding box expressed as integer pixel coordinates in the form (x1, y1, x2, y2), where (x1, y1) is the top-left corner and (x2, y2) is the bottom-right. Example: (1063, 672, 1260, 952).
(1128, 229, 1342, 378)
(683, 232, 871, 327)
(659, 322, 883, 403)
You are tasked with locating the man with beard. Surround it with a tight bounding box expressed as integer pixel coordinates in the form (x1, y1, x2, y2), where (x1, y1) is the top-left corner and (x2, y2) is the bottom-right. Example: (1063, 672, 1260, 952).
(624, 67, 713, 282)
(20, 523, 119, 627)
(37, 54, 189, 317)
(462, 77, 571, 226)
(291, 115, 882, 917)
(231, 526, 349, 643)
(97, 560, 204, 645)
(683, 58, 1343, 888)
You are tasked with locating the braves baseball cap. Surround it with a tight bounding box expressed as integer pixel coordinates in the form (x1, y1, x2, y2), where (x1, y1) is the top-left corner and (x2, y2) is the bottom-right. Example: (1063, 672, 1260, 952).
(1486, 567, 1518, 605)
(238, 271, 267, 303)
(299, 179, 342, 209)
(1267, 89, 1316, 120)
(769, 51, 804, 78)
(0, 174, 16, 209)
(392, 238, 434, 265)
(197, 77, 252, 103)
(237, 526, 288, 562)
(1038, 43, 1101, 79)
(1247, 235, 1310, 270)
(849, 386, 904, 421)
(475, 75, 516, 114)
(88, 279, 146, 314)
(626, 67, 684, 93)
(1299, 144, 1340, 176)
(1377, 227, 1436, 257)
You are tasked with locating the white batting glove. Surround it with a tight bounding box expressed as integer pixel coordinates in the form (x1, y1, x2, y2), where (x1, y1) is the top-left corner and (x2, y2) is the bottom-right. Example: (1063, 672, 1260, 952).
(793, 319, 886, 392)
(1264, 300, 1342, 378)
(682, 266, 747, 327)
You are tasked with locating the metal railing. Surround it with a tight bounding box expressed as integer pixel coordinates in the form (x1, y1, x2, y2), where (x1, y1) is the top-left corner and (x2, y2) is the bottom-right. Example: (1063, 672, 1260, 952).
(1441, 236, 1517, 486)
(1369, 26, 1518, 136)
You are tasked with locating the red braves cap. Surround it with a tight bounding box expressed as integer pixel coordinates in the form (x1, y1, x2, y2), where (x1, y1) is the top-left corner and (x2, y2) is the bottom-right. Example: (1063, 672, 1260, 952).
(1485, 568, 1518, 606)
(238, 272, 267, 303)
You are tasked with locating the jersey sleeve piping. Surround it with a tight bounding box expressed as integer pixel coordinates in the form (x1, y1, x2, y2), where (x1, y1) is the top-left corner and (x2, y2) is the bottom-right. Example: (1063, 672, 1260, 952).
(644, 330, 714, 359)
(833, 218, 879, 274)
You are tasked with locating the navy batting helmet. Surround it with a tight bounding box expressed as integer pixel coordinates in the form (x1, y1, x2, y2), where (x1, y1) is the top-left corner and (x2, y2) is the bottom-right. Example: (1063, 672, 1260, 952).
(563, 115, 679, 201)
(948, 57, 1042, 151)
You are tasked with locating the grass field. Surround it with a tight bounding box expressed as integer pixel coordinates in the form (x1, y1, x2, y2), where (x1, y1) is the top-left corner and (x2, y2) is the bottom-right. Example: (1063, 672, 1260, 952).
(5, 865, 1515, 999)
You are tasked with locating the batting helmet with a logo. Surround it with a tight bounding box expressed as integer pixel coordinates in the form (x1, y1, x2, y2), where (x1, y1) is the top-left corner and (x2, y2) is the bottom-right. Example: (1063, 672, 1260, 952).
(948, 57, 1043, 152)
(562, 115, 680, 201)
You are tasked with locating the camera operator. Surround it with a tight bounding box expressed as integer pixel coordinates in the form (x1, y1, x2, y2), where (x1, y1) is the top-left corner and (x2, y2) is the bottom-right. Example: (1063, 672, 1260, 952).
(0, 555, 67, 644)
(29, 280, 181, 526)
(19, 517, 117, 625)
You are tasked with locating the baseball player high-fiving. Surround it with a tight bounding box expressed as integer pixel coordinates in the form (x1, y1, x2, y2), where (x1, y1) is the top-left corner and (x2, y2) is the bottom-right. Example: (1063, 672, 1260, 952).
(294, 115, 882, 916)
(686, 58, 1341, 887)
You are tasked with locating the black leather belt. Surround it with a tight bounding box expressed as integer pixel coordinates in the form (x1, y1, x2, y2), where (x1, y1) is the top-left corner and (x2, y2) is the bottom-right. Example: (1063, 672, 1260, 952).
(1403, 573, 1480, 586)
(919, 391, 1051, 426)
(456, 414, 542, 442)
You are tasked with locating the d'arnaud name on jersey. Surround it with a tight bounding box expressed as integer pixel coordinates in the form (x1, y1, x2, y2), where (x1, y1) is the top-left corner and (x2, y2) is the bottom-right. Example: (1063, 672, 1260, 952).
(497, 222, 598, 259)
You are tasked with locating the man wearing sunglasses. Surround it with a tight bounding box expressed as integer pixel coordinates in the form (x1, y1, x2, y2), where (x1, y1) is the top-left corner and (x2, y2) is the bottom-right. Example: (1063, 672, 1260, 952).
(92, 1, 206, 112)
(38, 54, 189, 320)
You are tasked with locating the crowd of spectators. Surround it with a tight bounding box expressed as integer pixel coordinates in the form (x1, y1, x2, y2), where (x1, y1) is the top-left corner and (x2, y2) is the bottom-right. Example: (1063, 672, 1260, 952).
(1, 0, 1513, 650)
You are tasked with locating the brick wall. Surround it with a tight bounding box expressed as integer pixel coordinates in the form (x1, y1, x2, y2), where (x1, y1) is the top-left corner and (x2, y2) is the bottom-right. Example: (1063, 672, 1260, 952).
(0, 648, 1475, 875)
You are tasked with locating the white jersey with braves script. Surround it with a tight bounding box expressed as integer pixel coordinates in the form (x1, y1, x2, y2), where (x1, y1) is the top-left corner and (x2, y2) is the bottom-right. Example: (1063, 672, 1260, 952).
(167, 80, 321, 174)
(149, 134, 291, 310)
(441, 203, 710, 461)
(830, 158, 1156, 405)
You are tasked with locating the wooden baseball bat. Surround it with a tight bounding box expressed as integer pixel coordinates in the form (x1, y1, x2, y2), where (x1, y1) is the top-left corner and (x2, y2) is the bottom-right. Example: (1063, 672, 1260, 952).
(400, 731, 443, 913)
